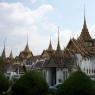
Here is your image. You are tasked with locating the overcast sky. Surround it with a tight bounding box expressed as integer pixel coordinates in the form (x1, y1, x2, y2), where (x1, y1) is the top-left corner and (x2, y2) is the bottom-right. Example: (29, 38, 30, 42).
(0, 0, 95, 57)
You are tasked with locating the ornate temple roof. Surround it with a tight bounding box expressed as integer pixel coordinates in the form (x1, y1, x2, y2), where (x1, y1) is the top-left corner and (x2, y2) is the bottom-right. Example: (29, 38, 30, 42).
(32, 9, 95, 70)
(41, 36, 54, 59)
(65, 10, 95, 57)
(42, 29, 65, 68)
(78, 11, 92, 42)
(66, 38, 92, 57)
(19, 39, 33, 60)
(6, 50, 15, 64)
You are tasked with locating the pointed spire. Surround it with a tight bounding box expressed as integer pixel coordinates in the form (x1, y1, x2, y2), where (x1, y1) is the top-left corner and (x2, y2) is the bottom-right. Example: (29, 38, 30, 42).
(57, 27, 61, 51)
(9, 49, 13, 58)
(24, 33, 30, 52)
(77, 5, 92, 41)
(1, 40, 6, 59)
(83, 5, 87, 30)
(48, 35, 53, 51)
(26, 32, 28, 48)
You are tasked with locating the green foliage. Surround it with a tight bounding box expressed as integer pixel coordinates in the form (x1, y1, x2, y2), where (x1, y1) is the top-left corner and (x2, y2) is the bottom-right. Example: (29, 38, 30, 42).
(57, 70, 95, 95)
(12, 70, 48, 95)
(0, 57, 5, 72)
(1, 91, 12, 95)
(0, 57, 4, 65)
(0, 73, 9, 95)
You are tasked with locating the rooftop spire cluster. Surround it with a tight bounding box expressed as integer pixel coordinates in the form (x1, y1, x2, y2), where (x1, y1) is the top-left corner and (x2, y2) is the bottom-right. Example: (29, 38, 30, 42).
(47, 27, 61, 52)
(0, 6, 92, 57)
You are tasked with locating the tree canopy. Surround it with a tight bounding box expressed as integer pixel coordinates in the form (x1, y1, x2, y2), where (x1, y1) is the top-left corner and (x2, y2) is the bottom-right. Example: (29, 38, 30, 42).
(57, 70, 95, 95)
(0, 73, 9, 95)
(0, 57, 4, 64)
(12, 70, 48, 95)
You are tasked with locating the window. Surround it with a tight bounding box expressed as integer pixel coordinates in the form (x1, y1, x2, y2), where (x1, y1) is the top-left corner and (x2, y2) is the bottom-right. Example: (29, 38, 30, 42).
(94, 70, 95, 73)
(63, 70, 68, 81)
(85, 42, 92, 47)
(89, 69, 90, 74)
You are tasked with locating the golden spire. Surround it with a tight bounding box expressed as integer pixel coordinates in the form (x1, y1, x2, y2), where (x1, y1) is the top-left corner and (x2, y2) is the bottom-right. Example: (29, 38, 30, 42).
(55, 27, 63, 63)
(24, 33, 30, 52)
(57, 27, 61, 51)
(83, 5, 87, 30)
(48, 35, 53, 51)
(78, 5, 92, 41)
(9, 49, 13, 58)
(1, 40, 6, 59)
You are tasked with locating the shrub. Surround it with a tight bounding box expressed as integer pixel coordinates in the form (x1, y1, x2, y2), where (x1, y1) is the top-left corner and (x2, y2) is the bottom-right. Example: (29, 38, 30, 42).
(12, 70, 48, 95)
(0, 73, 9, 95)
(57, 70, 95, 95)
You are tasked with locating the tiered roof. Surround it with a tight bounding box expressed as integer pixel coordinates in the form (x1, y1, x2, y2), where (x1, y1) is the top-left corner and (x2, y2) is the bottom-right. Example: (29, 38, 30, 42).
(19, 39, 33, 60)
(43, 28, 65, 68)
(78, 14, 92, 42)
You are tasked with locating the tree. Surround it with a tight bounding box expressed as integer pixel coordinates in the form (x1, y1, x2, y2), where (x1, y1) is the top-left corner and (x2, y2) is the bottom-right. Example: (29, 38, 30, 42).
(0, 57, 6, 73)
(57, 70, 95, 95)
(0, 73, 9, 95)
(0, 57, 4, 64)
(12, 70, 48, 95)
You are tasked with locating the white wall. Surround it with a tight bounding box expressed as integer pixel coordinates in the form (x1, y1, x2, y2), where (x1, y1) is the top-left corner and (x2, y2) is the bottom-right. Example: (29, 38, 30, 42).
(46, 69, 51, 86)
(43, 69, 52, 86)
(56, 68, 69, 84)
(76, 54, 95, 80)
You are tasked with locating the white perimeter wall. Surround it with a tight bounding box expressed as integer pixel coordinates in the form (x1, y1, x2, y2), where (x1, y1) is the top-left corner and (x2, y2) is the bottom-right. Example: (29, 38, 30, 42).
(76, 54, 95, 80)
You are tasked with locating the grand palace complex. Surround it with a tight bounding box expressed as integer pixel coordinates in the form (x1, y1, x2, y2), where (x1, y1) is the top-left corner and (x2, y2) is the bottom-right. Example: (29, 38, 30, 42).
(0, 12, 95, 86)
